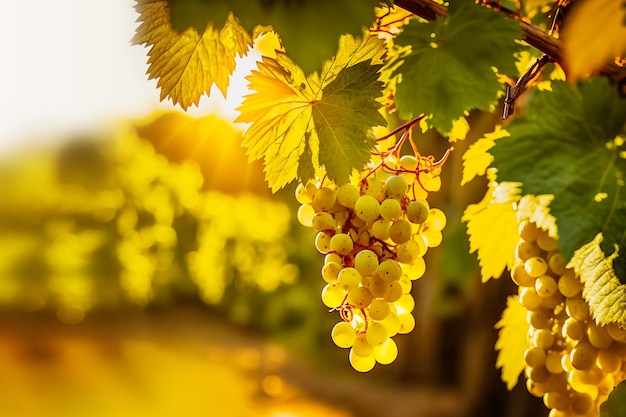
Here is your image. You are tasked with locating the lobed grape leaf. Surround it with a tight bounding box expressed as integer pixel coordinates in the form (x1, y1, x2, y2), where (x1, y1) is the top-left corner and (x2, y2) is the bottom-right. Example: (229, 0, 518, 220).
(600, 380, 626, 417)
(494, 295, 529, 390)
(166, 0, 385, 75)
(569, 234, 626, 327)
(462, 180, 520, 283)
(236, 35, 387, 191)
(561, 0, 626, 81)
(133, 0, 254, 109)
(390, 1, 521, 132)
(490, 77, 626, 282)
(461, 127, 510, 186)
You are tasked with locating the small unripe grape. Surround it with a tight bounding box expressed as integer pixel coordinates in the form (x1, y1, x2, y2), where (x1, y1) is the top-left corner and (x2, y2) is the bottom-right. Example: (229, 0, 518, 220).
(347, 286, 373, 309)
(352, 333, 374, 357)
(518, 220, 539, 242)
(380, 198, 403, 220)
(406, 199, 429, 224)
(366, 322, 388, 346)
(336, 183, 359, 208)
(313, 187, 337, 211)
(349, 349, 375, 372)
(384, 175, 408, 200)
(524, 346, 547, 367)
(374, 337, 398, 365)
(525, 257, 549, 278)
(354, 195, 380, 222)
(330, 233, 354, 255)
(369, 299, 390, 320)
(377, 259, 402, 282)
(354, 249, 379, 276)
(321, 283, 345, 308)
(331, 322, 357, 348)
(337, 268, 362, 291)
(383, 281, 403, 302)
(535, 275, 558, 298)
(570, 342, 598, 370)
(312, 212, 336, 231)
(315, 232, 331, 253)
(321, 261, 342, 283)
(389, 219, 412, 244)
(557, 270, 581, 298)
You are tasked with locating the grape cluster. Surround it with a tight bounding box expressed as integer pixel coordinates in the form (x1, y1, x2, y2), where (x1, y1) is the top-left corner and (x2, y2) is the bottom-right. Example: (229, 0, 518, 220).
(296, 154, 446, 372)
(514, 220, 626, 416)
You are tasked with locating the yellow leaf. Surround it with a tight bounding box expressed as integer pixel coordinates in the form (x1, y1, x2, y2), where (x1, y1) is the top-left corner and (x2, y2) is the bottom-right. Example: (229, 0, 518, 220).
(495, 295, 529, 391)
(463, 181, 520, 282)
(561, 0, 626, 81)
(445, 116, 470, 143)
(568, 233, 625, 326)
(133, 0, 252, 109)
(461, 127, 510, 185)
(516, 194, 558, 238)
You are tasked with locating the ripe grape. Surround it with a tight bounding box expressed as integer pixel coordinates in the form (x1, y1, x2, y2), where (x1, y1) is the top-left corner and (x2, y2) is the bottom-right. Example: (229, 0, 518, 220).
(389, 219, 412, 244)
(384, 175, 408, 200)
(406, 199, 429, 224)
(332, 322, 357, 348)
(380, 198, 403, 220)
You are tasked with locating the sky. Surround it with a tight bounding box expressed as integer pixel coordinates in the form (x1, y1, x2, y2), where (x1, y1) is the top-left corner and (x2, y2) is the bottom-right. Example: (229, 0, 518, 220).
(0, 0, 253, 158)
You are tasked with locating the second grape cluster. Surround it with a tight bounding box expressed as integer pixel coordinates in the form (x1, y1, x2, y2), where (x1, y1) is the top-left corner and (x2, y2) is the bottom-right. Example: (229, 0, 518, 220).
(296, 154, 446, 372)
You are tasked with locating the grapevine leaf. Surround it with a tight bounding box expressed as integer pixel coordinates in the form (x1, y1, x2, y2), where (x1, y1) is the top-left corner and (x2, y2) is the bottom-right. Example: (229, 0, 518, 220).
(561, 0, 626, 81)
(490, 78, 626, 281)
(569, 234, 626, 327)
(167, 0, 385, 74)
(495, 295, 529, 391)
(600, 380, 626, 417)
(391, 1, 521, 132)
(462, 181, 520, 282)
(132, 0, 253, 109)
(236, 35, 387, 191)
(461, 127, 510, 185)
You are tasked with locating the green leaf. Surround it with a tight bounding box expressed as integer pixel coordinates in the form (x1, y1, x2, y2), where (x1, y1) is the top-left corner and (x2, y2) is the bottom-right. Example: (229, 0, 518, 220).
(236, 35, 387, 191)
(490, 78, 626, 281)
(601, 380, 626, 417)
(391, 1, 521, 132)
(167, 0, 384, 74)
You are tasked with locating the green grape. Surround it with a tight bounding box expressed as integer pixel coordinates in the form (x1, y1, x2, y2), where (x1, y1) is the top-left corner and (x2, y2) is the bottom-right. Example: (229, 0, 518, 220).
(525, 257, 549, 278)
(399, 154, 417, 171)
(398, 313, 415, 334)
(368, 299, 390, 321)
(389, 219, 412, 244)
(366, 322, 388, 346)
(295, 182, 315, 204)
(377, 259, 402, 282)
(518, 220, 539, 242)
(406, 199, 429, 224)
(336, 183, 359, 208)
(321, 261, 342, 283)
(371, 219, 391, 240)
(329, 233, 354, 256)
(374, 337, 398, 365)
(427, 208, 446, 231)
(354, 249, 379, 276)
(562, 317, 585, 341)
(321, 283, 345, 308)
(570, 342, 598, 370)
(397, 240, 421, 265)
(352, 333, 374, 357)
(312, 212, 336, 231)
(383, 281, 403, 302)
(557, 270, 581, 298)
(396, 293, 415, 314)
(313, 187, 337, 211)
(367, 276, 388, 298)
(524, 346, 547, 367)
(380, 198, 403, 220)
(515, 240, 541, 261)
(532, 328, 555, 349)
(337, 268, 362, 291)
(519, 287, 543, 311)
(331, 321, 357, 348)
(381, 312, 400, 338)
(347, 286, 373, 309)
(349, 349, 376, 372)
(354, 195, 380, 223)
(315, 232, 331, 254)
(535, 275, 558, 298)
(384, 175, 408, 200)
(297, 204, 315, 227)
(548, 253, 567, 276)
